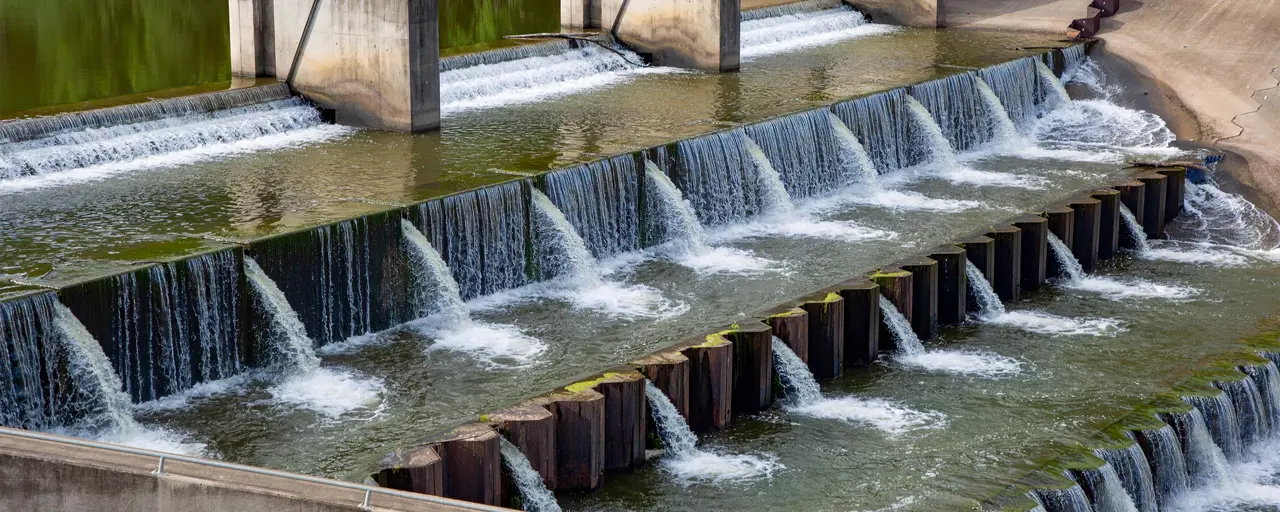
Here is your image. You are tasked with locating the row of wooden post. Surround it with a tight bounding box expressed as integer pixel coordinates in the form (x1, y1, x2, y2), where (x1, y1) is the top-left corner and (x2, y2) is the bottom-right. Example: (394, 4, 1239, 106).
(367, 165, 1188, 508)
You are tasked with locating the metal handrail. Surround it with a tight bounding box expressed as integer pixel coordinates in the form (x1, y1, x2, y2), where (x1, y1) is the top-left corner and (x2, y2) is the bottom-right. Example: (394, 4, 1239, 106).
(0, 428, 508, 512)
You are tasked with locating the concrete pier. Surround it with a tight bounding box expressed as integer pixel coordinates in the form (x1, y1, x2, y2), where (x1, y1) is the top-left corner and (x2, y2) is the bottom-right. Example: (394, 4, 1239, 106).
(800, 292, 845, 379)
(1011, 215, 1048, 293)
(830, 279, 882, 367)
(958, 235, 995, 313)
(487, 404, 557, 491)
(596, 372, 647, 472)
(897, 257, 939, 340)
(544, 388, 606, 491)
(231, 0, 441, 132)
(761, 306, 809, 363)
(871, 268, 913, 351)
(1090, 189, 1122, 261)
(373, 445, 445, 496)
(1115, 180, 1147, 250)
(585, 0, 741, 71)
(424, 424, 503, 505)
(927, 245, 968, 326)
(1154, 167, 1187, 221)
(1068, 196, 1102, 271)
(681, 336, 733, 432)
(1137, 173, 1169, 239)
(725, 323, 774, 415)
(985, 225, 1022, 303)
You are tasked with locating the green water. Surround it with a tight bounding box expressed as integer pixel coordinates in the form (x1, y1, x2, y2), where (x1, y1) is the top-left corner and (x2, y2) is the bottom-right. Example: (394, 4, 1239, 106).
(0, 0, 231, 117)
(440, 0, 560, 57)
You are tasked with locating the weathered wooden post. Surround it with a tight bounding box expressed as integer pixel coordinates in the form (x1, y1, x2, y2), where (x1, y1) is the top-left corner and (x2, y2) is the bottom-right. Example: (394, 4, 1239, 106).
(680, 335, 733, 432)
(800, 292, 844, 379)
(927, 245, 967, 326)
(985, 224, 1022, 302)
(1011, 215, 1048, 292)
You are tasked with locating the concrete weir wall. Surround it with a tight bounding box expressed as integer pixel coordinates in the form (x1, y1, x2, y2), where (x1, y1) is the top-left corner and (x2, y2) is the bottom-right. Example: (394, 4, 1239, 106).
(565, 0, 740, 71)
(230, 0, 440, 132)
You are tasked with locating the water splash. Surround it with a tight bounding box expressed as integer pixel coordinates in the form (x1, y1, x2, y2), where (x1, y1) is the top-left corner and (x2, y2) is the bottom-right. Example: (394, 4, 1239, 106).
(1049, 232, 1199, 300)
(904, 96, 958, 168)
(645, 380, 781, 485)
(744, 136, 796, 215)
(401, 219, 468, 324)
(499, 437, 561, 512)
(880, 294, 1021, 376)
(965, 260, 1006, 319)
(1047, 232, 1087, 283)
(826, 111, 881, 185)
(880, 295, 924, 356)
(644, 160, 774, 275)
(1119, 204, 1152, 253)
(1036, 59, 1071, 107)
(974, 77, 1020, 143)
(771, 337, 824, 406)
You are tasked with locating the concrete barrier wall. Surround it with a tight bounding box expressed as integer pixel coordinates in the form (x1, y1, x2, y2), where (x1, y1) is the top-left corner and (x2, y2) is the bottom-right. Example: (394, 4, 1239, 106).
(939, 0, 1081, 32)
(600, 0, 740, 71)
(848, 0, 941, 27)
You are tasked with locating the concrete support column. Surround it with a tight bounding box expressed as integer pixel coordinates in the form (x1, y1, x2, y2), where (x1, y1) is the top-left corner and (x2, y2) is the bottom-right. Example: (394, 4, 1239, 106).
(831, 279, 881, 367)
(1011, 215, 1048, 293)
(1090, 189, 1122, 261)
(1137, 173, 1168, 239)
(597, 371, 647, 472)
(681, 336, 733, 432)
(800, 292, 844, 380)
(870, 269, 912, 351)
(1115, 180, 1146, 250)
(725, 323, 773, 416)
(562, 0, 602, 28)
(488, 404, 557, 492)
(1155, 167, 1187, 221)
(371, 445, 444, 495)
(598, 0, 741, 71)
(927, 245, 968, 326)
(229, 0, 276, 76)
(958, 235, 995, 313)
(427, 424, 503, 505)
(273, 0, 440, 132)
(897, 257, 938, 340)
(1069, 196, 1102, 271)
(760, 306, 808, 363)
(544, 389, 605, 491)
(985, 225, 1022, 303)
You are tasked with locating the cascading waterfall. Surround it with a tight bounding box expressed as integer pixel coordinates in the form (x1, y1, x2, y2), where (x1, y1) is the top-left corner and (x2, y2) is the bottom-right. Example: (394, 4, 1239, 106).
(668, 130, 763, 226)
(499, 437, 561, 512)
(414, 181, 530, 300)
(645, 380, 700, 458)
(1034, 481, 1094, 512)
(1061, 45, 1090, 83)
(771, 337, 823, 406)
(743, 109, 850, 201)
(826, 111, 881, 184)
(148, 252, 244, 399)
(1137, 424, 1190, 506)
(1036, 59, 1072, 107)
(244, 257, 321, 372)
(542, 156, 640, 259)
(643, 160, 711, 254)
(904, 96, 960, 167)
(400, 220, 469, 324)
(879, 296, 925, 355)
(0, 98, 330, 180)
(965, 259, 1006, 318)
(1097, 441, 1159, 512)
(831, 89, 922, 172)
(1075, 463, 1140, 512)
(1047, 233, 1087, 283)
(1245, 362, 1280, 429)
(744, 136, 796, 215)
(1186, 392, 1243, 461)
(1119, 204, 1151, 253)
(1216, 377, 1269, 445)
(1164, 408, 1229, 487)
(739, 5, 895, 60)
(439, 41, 576, 71)
(1, 293, 62, 430)
(977, 58, 1048, 129)
(438, 42, 654, 115)
(531, 190, 602, 285)
(973, 77, 1020, 142)
(49, 303, 140, 438)
(644, 379, 778, 483)
(908, 73, 996, 152)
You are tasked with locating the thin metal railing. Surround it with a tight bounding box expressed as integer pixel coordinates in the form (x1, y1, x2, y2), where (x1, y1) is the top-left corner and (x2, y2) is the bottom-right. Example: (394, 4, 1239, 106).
(0, 428, 508, 512)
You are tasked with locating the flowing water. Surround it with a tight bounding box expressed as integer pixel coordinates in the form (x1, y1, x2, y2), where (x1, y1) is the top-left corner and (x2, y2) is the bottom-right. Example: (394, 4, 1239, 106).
(500, 437, 562, 512)
(643, 380, 780, 485)
(1098, 442, 1159, 512)
(1075, 463, 1139, 512)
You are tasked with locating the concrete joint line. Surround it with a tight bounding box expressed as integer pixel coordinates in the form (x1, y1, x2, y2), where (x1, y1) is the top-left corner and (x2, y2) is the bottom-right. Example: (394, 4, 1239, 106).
(1216, 65, 1280, 147)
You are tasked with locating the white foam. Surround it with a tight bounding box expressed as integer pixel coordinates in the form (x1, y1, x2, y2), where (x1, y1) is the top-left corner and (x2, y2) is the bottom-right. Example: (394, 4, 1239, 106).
(840, 187, 985, 212)
(741, 8, 899, 59)
(983, 310, 1125, 337)
(895, 350, 1024, 377)
(675, 246, 781, 276)
(934, 166, 1048, 189)
(1033, 99, 1180, 156)
(661, 449, 784, 486)
(551, 281, 690, 320)
(133, 373, 254, 413)
(1167, 435, 1280, 512)
(1141, 245, 1252, 266)
(711, 216, 897, 243)
(71, 424, 209, 456)
(0, 124, 352, 193)
(268, 367, 385, 419)
(415, 319, 547, 369)
(788, 396, 947, 436)
(1065, 276, 1201, 301)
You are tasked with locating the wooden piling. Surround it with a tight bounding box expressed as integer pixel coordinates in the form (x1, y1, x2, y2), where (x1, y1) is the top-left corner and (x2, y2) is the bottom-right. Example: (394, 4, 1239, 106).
(596, 371, 647, 472)
(759, 305, 808, 363)
(1068, 196, 1102, 271)
(424, 423, 503, 505)
(830, 278, 881, 367)
(896, 257, 938, 340)
(1090, 189, 1122, 261)
(487, 404, 557, 491)
(1010, 215, 1048, 293)
(680, 335, 733, 432)
(985, 224, 1022, 303)
(800, 291, 844, 380)
(724, 322, 774, 416)
(1154, 166, 1186, 221)
(1137, 172, 1168, 239)
(371, 445, 445, 496)
(543, 388, 605, 491)
(927, 245, 968, 326)
(870, 268, 912, 351)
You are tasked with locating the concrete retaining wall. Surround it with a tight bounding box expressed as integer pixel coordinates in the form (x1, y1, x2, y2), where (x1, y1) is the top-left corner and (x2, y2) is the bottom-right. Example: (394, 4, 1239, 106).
(849, 0, 941, 27)
(568, 0, 740, 71)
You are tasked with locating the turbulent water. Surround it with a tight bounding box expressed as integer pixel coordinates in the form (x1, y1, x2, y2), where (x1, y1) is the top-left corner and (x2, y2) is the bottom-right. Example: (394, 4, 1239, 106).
(500, 437, 561, 512)
(644, 380, 780, 485)
(740, 6, 898, 59)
